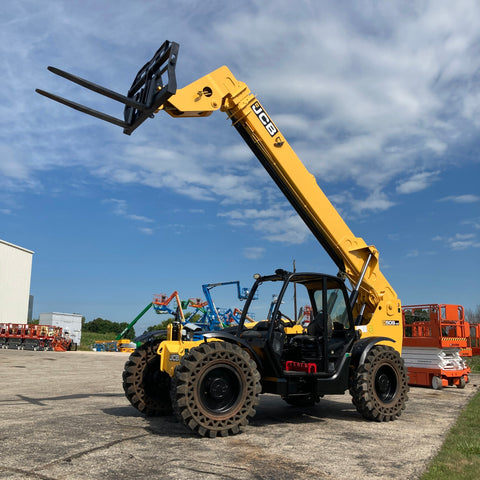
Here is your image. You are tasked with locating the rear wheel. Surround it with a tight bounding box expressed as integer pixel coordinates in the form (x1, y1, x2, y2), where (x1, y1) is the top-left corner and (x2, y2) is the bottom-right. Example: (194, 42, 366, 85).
(171, 341, 261, 437)
(350, 345, 409, 421)
(123, 340, 172, 416)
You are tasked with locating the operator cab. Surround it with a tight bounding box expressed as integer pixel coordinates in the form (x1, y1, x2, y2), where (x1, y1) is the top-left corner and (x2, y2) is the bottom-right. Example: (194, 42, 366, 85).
(237, 270, 356, 378)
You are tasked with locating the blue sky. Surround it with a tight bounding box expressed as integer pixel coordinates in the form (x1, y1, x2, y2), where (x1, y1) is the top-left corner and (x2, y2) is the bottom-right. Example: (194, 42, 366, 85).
(1, 1, 479, 333)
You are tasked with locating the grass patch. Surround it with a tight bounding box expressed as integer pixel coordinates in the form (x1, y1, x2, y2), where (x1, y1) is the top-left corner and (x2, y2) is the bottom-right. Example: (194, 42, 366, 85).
(421, 386, 480, 479)
(79, 331, 121, 351)
(466, 355, 480, 373)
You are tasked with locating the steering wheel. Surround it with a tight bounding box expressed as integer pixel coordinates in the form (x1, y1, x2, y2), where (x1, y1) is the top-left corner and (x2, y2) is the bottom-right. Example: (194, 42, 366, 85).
(276, 311, 295, 327)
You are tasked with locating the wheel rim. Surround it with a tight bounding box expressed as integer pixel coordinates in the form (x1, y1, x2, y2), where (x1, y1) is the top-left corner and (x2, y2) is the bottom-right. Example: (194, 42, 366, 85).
(374, 365, 398, 403)
(198, 364, 242, 414)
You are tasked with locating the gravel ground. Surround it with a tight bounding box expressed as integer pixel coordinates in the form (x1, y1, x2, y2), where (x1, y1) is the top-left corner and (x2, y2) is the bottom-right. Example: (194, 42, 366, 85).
(1, 349, 478, 480)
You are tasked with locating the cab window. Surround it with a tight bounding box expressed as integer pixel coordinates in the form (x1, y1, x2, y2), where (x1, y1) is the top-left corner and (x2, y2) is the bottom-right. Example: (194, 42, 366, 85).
(313, 283, 352, 333)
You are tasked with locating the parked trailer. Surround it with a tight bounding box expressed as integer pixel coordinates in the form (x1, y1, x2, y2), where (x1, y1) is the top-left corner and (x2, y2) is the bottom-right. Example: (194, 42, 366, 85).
(0, 323, 73, 351)
(402, 304, 470, 389)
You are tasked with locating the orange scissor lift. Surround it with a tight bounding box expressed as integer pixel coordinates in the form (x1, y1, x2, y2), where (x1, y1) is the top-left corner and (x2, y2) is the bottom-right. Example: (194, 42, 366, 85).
(402, 304, 470, 389)
(0, 323, 72, 351)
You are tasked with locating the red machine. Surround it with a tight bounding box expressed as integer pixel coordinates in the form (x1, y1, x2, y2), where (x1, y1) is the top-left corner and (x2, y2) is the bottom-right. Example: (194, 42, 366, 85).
(0, 323, 73, 351)
(402, 304, 470, 389)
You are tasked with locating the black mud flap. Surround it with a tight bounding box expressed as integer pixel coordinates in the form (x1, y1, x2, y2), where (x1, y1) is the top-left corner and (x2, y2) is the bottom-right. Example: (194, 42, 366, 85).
(350, 336, 396, 367)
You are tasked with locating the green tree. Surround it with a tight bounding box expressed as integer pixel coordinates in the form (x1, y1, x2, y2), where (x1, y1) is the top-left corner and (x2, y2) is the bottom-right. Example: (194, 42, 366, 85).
(466, 305, 480, 324)
(117, 322, 136, 339)
(82, 317, 135, 338)
(145, 317, 175, 333)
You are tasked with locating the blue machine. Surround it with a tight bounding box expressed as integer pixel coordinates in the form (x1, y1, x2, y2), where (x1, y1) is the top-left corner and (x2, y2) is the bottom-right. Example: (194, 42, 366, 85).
(198, 281, 257, 330)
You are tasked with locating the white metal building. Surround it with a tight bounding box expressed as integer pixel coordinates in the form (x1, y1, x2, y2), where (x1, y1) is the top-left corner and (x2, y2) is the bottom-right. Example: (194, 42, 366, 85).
(0, 239, 34, 324)
(39, 312, 83, 345)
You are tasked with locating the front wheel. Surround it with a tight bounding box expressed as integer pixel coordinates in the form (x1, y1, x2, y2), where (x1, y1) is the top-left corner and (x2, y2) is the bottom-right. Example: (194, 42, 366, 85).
(350, 345, 409, 421)
(170, 341, 261, 437)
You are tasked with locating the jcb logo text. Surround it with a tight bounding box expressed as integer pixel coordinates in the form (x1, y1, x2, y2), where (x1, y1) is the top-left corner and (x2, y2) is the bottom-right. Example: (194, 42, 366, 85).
(251, 103, 278, 137)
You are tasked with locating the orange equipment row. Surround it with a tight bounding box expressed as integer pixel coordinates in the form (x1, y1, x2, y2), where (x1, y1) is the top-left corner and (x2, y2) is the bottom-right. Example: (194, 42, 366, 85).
(402, 304, 470, 390)
(0, 323, 73, 351)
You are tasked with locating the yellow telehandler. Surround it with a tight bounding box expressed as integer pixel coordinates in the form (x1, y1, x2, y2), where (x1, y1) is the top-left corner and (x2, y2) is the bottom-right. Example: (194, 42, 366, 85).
(37, 41, 409, 437)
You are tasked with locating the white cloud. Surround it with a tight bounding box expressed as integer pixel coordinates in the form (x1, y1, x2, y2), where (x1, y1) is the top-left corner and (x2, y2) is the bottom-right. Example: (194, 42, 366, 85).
(353, 191, 396, 214)
(3, 0, 480, 244)
(463, 218, 480, 230)
(102, 142, 262, 204)
(0, 145, 29, 179)
(433, 233, 480, 250)
(127, 214, 154, 223)
(450, 239, 480, 250)
(107, 199, 127, 216)
(104, 198, 154, 224)
(243, 247, 265, 260)
(330, 190, 395, 216)
(396, 171, 440, 194)
(440, 194, 480, 203)
(220, 206, 311, 245)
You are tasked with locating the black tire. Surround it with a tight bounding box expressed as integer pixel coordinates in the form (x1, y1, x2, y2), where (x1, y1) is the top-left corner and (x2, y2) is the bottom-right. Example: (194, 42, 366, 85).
(170, 341, 261, 437)
(457, 376, 466, 389)
(122, 340, 172, 416)
(350, 345, 409, 421)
